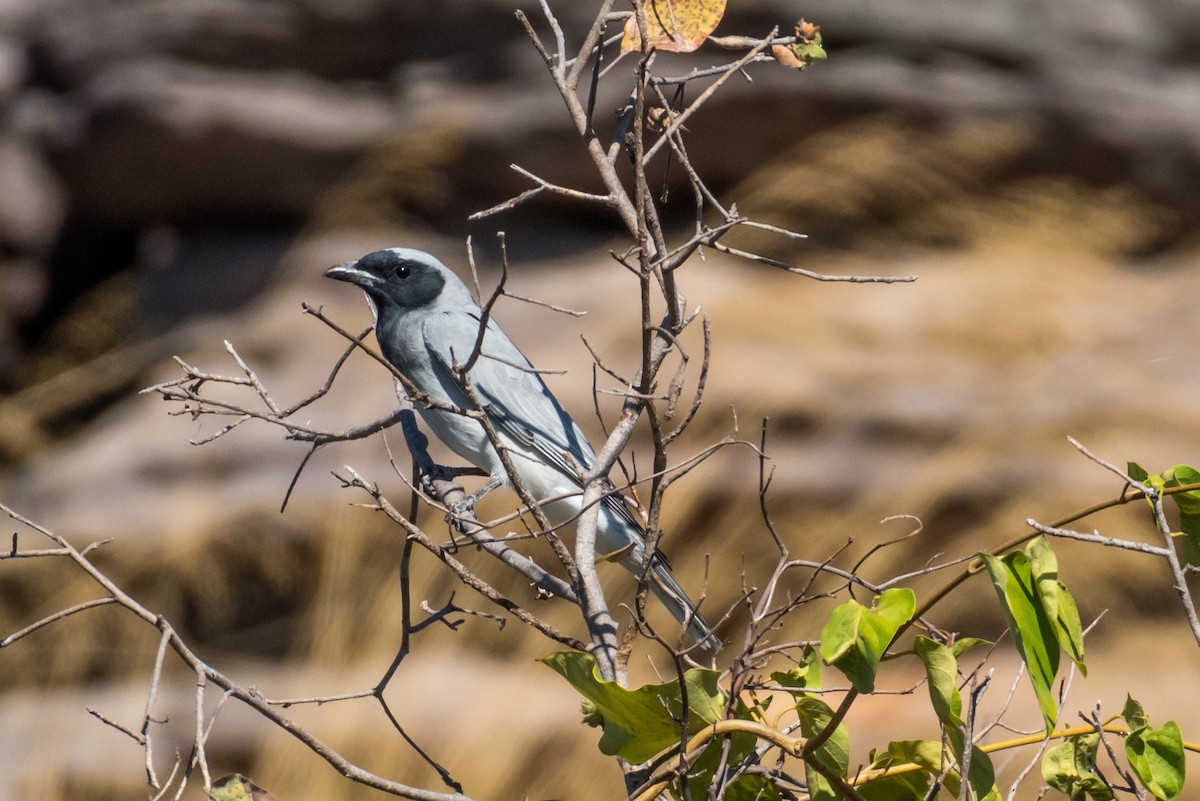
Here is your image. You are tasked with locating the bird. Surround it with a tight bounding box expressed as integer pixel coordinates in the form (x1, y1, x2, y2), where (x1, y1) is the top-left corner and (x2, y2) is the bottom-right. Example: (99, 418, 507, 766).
(325, 247, 719, 650)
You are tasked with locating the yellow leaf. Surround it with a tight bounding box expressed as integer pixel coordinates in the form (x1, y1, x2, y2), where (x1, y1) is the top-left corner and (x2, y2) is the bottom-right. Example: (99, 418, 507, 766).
(595, 541, 637, 563)
(621, 0, 727, 54)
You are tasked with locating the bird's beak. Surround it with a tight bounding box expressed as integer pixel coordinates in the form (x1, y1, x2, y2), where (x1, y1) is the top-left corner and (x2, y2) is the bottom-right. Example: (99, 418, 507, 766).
(324, 261, 380, 287)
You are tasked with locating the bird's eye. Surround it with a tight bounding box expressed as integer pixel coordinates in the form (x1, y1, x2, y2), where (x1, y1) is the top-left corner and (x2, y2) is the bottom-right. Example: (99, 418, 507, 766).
(395, 263, 411, 279)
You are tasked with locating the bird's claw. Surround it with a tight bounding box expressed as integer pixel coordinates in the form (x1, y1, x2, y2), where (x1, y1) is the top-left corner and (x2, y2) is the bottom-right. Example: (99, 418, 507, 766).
(444, 475, 503, 523)
(446, 495, 478, 522)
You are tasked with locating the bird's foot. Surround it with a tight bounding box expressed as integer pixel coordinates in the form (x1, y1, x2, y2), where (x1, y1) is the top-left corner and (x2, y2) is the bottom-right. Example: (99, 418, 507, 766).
(445, 476, 503, 521)
(446, 497, 476, 521)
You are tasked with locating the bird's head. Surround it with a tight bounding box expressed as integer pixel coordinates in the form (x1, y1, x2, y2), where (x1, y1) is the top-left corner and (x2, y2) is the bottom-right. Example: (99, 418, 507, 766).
(324, 248, 458, 311)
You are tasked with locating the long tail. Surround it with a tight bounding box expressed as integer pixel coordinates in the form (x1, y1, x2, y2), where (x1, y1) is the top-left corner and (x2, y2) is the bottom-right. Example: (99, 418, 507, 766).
(597, 492, 721, 650)
(639, 556, 722, 652)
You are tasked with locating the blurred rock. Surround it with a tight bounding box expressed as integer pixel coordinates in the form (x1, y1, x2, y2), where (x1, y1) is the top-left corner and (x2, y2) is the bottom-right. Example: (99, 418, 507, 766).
(0, 259, 44, 383)
(47, 59, 399, 224)
(0, 36, 24, 103)
(0, 0, 1195, 384)
(0, 133, 64, 251)
(23, 0, 526, 83)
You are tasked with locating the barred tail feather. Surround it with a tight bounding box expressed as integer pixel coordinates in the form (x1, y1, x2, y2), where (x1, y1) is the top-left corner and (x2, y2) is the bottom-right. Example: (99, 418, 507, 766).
(647, 561, 722, 652)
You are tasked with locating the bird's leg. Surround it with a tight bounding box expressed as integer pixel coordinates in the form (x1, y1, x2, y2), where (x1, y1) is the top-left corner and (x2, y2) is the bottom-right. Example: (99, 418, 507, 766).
(419, 464, 490, 518)
(439, 465, 489, 481)
(447, 475, 503, 519)
(422, 463, 486, 489)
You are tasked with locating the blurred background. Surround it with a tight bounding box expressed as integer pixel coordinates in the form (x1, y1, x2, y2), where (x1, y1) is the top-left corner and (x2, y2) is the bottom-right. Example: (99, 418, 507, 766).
(1, 1, 1198, 799)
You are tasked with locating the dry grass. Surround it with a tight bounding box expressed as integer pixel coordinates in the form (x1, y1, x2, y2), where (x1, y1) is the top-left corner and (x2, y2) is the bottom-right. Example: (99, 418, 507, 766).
(4, 114, 1199, 800)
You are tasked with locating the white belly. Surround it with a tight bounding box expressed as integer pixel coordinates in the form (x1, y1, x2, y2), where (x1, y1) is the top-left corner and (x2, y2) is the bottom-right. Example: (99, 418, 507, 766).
(417, 409, 642, 559)
(419, 404, 499, 475)
(506, 452, 642, 559)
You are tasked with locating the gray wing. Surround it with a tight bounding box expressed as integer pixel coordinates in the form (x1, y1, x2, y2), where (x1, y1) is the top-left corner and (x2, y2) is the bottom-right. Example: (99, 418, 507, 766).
(421, 309, 652, 541)
(422, 309, 596, 478)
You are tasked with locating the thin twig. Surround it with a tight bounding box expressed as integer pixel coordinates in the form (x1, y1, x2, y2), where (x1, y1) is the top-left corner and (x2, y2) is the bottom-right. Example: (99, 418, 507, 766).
(0, 502, 476, 801)
(87, 707, 146, 745)
(1027, 520, 1168, 557)
(144, 627, 172, 790)
(641, 32, 778, 164)
(193, 665, 212, 791)
(0, 597, 117, 646)
(711, 242, 918, 284)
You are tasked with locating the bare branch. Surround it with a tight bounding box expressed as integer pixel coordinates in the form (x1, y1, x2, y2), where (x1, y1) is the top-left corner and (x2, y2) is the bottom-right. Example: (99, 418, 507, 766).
(471, 164, 612, 221)
(1027, 519, 1169, 557)
(263, 689, 376, 707)
(0, 502, 477, 801)
(504, 291, 587, 317)
(339, 466, 587, 651)
(662, 316, 710, 445)
(537, 0, 566, 69)
(1059, 437, 1200, 647)
(574, 478, 624, 680)
(0, 597, 117, 647)
(711, 242, 918, 283)
(144, 627, 172, 790)
(193, 665, 212, 792)
(641, 32, 778, 164)
(469, 185, 547, 221)
(457, 232, 510, 375)
(564, 0, 621, 89)
(224, 340, 280, 414)
(86, 707, 146, 745)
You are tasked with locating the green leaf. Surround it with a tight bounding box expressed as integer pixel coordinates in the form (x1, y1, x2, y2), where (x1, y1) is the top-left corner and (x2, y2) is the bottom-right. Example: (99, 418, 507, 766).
(209, 775, 275, 801)
(771, 649, 839, 801)
(1163, 465, 1200, 567)
(1024, 537, 1087, 675)
(1028, 536, 1061, 620)
(1054, 579, 1087, 674)
(1127, 721, 1186, 800)
(883, 738, 1000, 801)
(950, 637, 992, 658)
(1165, 465, 1200, 512)
(858, 749, 929, 801)
(540, 651, 724, 763)
(1042, 733, 1114, 801)
(1123, 695, 1149, 730)
(913, 636, 962, 727)
(1122, 697, 1186, 800)
(857, 766, 929, 801)
(819, 588, 915, 692)
(981, 547, 1060, 731)
(1179, 511, 1200, 569)
(790, 40, 826, 64)
(771, 644, 823, 692)
(797, 696, 850, 801)
(1133, 464, 1200, 565)
(886, 739, 944, 772)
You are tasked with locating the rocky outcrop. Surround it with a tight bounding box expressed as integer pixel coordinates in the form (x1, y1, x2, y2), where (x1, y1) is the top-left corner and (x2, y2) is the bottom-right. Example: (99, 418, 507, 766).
(0, 0, 1197, 395)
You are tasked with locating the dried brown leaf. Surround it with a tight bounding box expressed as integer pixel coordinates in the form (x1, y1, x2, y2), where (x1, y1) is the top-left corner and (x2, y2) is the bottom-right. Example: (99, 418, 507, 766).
(621, 0, 727, 54)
